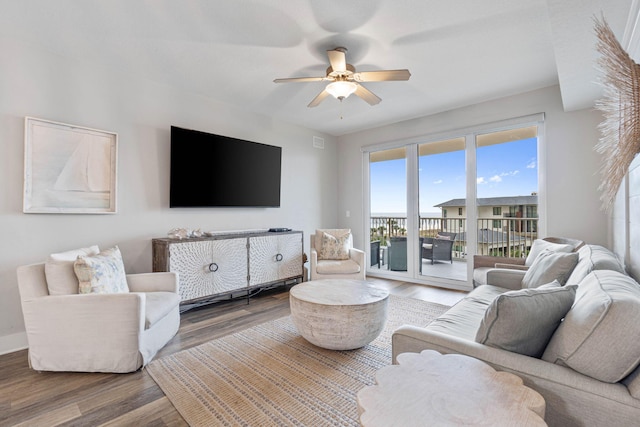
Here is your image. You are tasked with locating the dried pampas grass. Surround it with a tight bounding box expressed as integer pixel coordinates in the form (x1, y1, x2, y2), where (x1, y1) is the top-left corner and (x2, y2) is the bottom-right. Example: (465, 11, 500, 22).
(594, 16, 640, 212)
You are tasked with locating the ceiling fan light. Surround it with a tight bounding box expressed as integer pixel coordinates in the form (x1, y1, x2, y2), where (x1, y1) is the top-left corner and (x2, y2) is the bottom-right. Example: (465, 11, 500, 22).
(326, 81, 357, 99)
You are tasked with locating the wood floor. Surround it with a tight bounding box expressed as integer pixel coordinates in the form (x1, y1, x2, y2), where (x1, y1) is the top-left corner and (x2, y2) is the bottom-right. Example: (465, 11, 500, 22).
(0, 278, 465, 427)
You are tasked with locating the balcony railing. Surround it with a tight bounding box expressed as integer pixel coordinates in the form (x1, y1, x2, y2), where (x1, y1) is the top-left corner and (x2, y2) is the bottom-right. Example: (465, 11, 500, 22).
(370, 216, 539, 259)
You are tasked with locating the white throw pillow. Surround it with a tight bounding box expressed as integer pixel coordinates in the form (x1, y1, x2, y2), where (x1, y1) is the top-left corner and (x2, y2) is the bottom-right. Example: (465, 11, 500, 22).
(525, 239, 574, 267)
(475, 281, 576, 357)
(318, 231, 352, 260)
(45, 245, 100, 295)
(315, 229, 351, 252)
(74, 246, 129, 294)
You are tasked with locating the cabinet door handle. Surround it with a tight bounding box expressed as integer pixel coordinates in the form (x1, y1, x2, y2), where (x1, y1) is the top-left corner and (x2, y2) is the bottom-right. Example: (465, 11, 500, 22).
(208, 262, 219, 272)
(275, 253, 283, 262)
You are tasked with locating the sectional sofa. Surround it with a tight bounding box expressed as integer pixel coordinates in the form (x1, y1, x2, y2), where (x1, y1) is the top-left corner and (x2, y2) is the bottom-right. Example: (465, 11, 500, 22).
(392, 243, 640, 426)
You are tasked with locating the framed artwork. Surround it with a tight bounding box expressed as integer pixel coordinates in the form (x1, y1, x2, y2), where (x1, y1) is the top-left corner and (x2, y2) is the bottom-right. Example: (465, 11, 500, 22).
(23, 117, 118, 214)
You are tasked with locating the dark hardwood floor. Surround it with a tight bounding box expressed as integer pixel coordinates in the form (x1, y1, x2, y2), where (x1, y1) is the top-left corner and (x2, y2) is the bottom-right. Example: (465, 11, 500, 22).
(0, 278, 465, 426)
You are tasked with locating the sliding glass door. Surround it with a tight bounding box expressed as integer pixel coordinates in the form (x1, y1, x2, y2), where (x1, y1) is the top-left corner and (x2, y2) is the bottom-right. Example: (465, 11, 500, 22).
(476, 127, 539, 258)
(369, 147, 409, 274)
(418, 138, 466, 282)
(365, 115, 544, 289)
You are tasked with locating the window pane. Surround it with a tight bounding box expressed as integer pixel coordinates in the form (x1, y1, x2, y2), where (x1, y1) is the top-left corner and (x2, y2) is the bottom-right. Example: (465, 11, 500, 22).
(370, 147, 407, 271)
(419, 138, 466, 281)
(476, 128, 538, 257)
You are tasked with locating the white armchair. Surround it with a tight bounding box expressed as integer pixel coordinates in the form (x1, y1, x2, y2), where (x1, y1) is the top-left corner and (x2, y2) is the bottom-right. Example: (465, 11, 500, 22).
(17, 250, 180, 373)
(310, 229, 365, 281)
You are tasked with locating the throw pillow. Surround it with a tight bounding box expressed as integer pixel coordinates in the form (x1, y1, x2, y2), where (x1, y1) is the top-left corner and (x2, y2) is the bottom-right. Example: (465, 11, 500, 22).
(45, 245, 101, 295)
(315, 229, 350, 252)
(74, 246, 129, 294)
(525, 239, 574, 267)
(475, 281, 576, 357)
(542, 270, 640, 383)
(521, 250, 579, 288)
(319, 231, 351, 260)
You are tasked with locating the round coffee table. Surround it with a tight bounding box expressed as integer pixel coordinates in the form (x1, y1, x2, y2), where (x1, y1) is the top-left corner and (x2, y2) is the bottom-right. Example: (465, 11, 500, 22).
(357, 350, 547, 426)
(289, 279, 389, 350)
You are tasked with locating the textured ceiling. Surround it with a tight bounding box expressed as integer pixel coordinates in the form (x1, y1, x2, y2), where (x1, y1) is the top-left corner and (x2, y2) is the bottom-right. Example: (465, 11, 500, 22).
(0, 0, 633, 136)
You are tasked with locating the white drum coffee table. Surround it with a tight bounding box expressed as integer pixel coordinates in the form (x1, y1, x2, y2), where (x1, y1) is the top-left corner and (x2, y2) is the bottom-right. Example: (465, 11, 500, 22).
(289, 279, 389, 350)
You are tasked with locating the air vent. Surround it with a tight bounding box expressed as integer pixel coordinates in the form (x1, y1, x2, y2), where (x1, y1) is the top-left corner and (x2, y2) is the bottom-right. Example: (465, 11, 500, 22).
(313, 136, 325, 149)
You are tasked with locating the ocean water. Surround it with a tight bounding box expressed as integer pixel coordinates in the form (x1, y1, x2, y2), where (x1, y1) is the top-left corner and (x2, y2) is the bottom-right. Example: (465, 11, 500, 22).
(371, 212, 441, 218)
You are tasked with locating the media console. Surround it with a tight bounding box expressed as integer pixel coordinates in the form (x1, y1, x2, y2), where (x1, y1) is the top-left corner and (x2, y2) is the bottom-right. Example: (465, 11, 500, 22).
(152, 230, 304, 311)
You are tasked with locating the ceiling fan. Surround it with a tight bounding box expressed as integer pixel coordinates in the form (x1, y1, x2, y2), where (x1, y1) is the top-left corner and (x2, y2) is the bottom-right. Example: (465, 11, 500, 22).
(273, 47, 411, 107)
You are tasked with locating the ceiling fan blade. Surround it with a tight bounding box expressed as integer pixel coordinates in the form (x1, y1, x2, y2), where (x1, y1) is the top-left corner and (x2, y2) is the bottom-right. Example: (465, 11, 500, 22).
(354, 84, 382, 106)
(307, 89, 331, 107)
(327, 49, 347, 73)
(273, 76, 328, 83)
(352, 69, 411, 82)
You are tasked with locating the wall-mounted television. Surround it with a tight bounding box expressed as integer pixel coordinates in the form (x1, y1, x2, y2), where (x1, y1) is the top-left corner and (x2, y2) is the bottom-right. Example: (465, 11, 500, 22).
(170, 126, 282, 208)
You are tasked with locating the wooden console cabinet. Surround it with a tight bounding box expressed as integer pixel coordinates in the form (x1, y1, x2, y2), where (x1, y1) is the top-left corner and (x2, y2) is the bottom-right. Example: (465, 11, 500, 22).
(152, 230, 303, 306)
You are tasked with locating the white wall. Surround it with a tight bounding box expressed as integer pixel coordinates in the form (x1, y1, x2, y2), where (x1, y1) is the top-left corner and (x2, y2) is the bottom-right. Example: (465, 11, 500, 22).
(0, 37, 339, 354)
(337, 85, 608, 257)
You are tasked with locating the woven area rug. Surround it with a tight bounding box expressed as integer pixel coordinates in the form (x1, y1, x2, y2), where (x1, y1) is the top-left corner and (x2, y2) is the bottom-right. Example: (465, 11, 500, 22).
(147, 295, 450, 427)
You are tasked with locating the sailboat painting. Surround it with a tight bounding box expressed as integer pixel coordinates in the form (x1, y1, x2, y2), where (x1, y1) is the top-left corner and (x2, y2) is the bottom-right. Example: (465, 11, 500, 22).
(23, 117, 117, 213)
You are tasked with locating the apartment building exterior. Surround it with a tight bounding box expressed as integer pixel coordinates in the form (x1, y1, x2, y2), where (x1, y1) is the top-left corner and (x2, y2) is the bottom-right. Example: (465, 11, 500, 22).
(434, 194, 538, 256)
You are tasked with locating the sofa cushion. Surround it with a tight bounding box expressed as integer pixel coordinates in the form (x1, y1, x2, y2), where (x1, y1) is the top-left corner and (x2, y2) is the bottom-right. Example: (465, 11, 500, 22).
(522, 250, 579, 288)
(622, 367, 640, 399)
(472, 267, 491, 288)
(45, 245, 101, 295)
(315, 259, 361, 275)
(542, 270, 640, 383)
(525, 239, 574, 266)
(319, 231, 351, 260)
(426, 285, 508, 340)
(74, 246, 130, 294)
(145, 292, 181, 329)
(475, 281, 576, 357)
(565, 244, 626, 287)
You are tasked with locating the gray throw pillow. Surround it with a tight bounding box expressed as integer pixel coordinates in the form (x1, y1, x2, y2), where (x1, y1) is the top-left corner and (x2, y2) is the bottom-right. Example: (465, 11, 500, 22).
(475, 281, 576, 357)
(522, 250, 579, 288)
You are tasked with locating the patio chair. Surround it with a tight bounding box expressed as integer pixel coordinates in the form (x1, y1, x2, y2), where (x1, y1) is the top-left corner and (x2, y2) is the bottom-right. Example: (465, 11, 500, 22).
(370, 240, 381, 268)
(422, 232, 457, 264)
(388, 237, 424, 272)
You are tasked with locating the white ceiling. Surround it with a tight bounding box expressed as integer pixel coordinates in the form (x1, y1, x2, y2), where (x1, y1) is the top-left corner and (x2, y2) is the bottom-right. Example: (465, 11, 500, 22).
(0, 0, 633, 136)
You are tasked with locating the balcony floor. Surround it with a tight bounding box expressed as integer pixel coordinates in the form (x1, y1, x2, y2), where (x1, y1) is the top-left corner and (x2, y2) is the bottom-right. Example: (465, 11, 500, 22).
(371, 258, 468, 282)
(421, 259, 468, 281)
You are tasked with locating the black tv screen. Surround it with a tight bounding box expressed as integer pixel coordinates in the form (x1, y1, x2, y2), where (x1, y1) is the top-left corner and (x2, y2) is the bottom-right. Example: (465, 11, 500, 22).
(170, 126, 282, 207)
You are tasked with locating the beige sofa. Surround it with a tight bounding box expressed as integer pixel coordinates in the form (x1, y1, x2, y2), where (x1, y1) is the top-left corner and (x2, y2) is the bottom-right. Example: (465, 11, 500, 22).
(393, 243, 640, 426)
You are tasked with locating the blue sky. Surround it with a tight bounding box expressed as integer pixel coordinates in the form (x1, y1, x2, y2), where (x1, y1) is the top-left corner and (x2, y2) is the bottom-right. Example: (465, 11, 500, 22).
(371, 137, 537, 214)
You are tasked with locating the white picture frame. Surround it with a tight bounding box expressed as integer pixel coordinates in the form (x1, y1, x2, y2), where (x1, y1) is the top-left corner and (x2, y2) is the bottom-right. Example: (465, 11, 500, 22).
(23, 117, 118, 214)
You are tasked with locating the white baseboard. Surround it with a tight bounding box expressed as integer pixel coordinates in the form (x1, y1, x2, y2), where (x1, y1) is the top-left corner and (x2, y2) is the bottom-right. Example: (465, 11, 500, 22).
(0, 332, 28, 356)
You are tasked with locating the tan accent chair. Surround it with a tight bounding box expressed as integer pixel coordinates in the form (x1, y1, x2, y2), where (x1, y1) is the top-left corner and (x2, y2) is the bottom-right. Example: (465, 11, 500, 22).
(17, 262, 180, 373)
(473, 236, 585, 287)
(310, 229, 365, 281)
